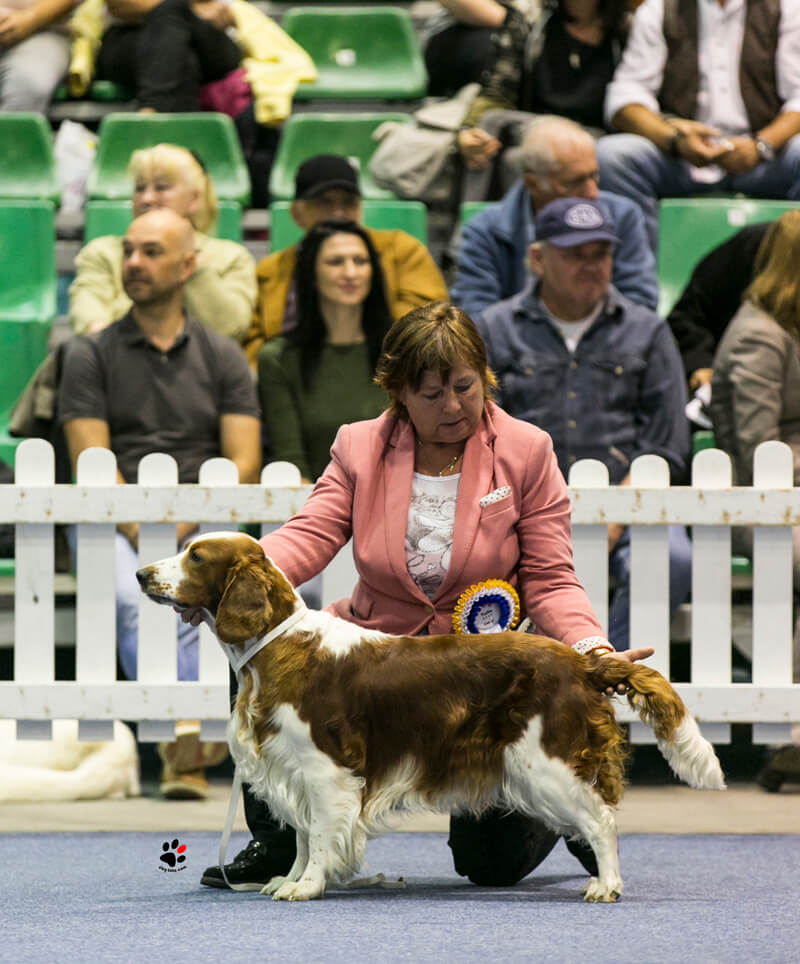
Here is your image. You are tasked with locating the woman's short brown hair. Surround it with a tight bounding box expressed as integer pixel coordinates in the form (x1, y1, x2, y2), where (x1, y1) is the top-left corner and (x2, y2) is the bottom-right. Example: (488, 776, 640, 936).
(746, 210, 800, 338)
(374, 302, 497, 416)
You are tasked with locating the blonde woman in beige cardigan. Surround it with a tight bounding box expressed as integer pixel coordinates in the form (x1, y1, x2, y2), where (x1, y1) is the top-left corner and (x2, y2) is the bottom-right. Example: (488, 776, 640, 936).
(69, 143, 256, 342)
(710, 210, 800, 792)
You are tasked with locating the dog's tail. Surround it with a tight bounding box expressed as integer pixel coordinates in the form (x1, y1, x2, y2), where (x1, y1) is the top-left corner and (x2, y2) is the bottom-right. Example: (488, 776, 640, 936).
(585, 657, 726, 791)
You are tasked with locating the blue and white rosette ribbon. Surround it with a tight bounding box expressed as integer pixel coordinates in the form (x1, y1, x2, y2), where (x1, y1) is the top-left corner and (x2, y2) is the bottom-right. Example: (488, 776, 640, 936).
(452, 579, 520, 634)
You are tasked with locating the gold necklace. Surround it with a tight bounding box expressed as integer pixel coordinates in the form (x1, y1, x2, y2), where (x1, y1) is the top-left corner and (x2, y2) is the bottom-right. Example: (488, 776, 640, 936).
(438, 452, 462, 477)
(416, 439, 463, 477)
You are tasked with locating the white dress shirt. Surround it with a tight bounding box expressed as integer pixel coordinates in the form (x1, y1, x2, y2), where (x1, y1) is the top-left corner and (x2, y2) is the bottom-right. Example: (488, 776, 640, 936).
(604, 0, 800, 132)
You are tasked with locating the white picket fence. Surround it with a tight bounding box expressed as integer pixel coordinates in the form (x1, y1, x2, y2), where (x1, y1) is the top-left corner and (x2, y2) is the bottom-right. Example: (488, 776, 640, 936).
(1, 437, 799, 746)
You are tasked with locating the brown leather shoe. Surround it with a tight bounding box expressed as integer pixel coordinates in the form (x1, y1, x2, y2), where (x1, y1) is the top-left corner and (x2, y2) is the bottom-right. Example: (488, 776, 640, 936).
(158, 723, 229, 799)
(160, 764, 210, 800)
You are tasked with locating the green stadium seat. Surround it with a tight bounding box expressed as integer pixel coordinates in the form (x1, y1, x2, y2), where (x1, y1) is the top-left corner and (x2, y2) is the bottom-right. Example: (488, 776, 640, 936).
(0, 114, 60, 204)
(657, 197, 800, 316)
(691, 430, 717, 457)
(269, 112, 414, 202)
(84, 199, 243, 242)
(284, 7, 427, 101)
(53, 80, 135, 103)
(87, 113, 250, 206)
(269, 199, 428, 251)
(0, 201, 57, 466)
(459, 201, 494, 225)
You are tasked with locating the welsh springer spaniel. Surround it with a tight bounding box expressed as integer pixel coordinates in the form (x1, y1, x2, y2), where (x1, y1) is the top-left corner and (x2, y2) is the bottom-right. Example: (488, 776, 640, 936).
(137, 531, 725, 903)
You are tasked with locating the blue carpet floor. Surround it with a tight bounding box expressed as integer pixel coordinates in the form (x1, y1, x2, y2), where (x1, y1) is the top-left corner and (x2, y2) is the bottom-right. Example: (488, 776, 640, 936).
(0, 831, 795, 964)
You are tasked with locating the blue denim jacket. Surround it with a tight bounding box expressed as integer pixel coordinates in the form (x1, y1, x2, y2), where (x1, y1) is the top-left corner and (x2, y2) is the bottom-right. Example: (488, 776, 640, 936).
(451, 181, 659, 316)
(478, 282, 689, 484)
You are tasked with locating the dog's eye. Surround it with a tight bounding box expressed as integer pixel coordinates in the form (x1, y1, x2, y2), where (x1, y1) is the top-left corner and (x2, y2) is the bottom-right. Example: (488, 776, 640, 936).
(189, 550, 202, 563)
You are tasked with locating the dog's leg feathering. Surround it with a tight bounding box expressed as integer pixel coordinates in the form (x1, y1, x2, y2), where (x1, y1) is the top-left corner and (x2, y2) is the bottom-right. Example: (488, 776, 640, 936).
(269, 782, 365, 901)
(503, 718, 623, 902)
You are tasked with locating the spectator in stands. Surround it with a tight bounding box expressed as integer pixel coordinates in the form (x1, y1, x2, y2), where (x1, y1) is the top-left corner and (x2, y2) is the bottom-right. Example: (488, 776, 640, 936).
(477, 197, 691, 651)
(69, 0, 314, 120)
(0, 0, 75, 111)
(709, 210, 800, 791)
(257, 221, 391, 483)
(666, 222, 771, 394)
(245, 154, 449, 362)
(59, 208, 262, 799)
(69, 143, 256, 345)
(456, 0, 631, 201)
(596, 0, 800, 252)
(451, 115, 657, 316)
(422, 0, 535, 98)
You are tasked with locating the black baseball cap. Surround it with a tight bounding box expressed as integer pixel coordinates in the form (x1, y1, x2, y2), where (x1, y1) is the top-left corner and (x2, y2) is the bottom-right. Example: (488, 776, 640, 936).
(294, 154, 361, 200)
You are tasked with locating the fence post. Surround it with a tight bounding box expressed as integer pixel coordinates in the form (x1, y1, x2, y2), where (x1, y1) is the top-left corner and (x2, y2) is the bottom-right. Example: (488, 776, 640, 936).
(691, 447, 733, 744)
(13, 438, 56, 740)
(197, 457, 238, 742)
(136, 453, 180, 743)
(627, 456, 671, 744)
(568, 459, 610, 632)
(629, 455, 671, 678)
(752, 441, 794, 744)
(75, 448, 118, 739)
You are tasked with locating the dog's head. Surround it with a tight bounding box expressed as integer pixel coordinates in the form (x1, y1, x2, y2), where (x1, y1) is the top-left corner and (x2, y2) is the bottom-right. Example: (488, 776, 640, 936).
(136, 531, 299, 644)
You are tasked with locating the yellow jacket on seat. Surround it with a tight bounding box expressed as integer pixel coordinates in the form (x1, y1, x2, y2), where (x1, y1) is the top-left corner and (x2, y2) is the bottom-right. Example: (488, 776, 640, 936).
(68, 0, 316, 124)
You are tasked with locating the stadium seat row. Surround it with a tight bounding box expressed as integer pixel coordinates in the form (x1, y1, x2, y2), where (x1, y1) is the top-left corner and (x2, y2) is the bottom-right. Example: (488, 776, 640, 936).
(51, 6, 427, 106)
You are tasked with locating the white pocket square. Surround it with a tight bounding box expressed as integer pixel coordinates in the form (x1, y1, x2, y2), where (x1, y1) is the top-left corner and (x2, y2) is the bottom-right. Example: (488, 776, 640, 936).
(479, 486, 511, 507)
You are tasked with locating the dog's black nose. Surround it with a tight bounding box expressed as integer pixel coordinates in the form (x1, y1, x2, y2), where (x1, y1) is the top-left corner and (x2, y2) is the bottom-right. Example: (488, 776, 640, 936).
(135, 568, 149, 587)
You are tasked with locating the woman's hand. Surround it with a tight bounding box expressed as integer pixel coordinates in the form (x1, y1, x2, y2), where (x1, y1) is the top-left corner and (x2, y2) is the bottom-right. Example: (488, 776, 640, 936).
(457, 128, 501, 170)
(0, 9, 36, 46)
(176, 606, 205, 626)
(191, 0, 235, 30)
(602, 646, 655, 696)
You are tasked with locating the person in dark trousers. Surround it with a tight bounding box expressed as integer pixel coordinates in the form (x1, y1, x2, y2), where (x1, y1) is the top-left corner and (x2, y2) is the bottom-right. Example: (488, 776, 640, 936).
(666, 222, 771, 394)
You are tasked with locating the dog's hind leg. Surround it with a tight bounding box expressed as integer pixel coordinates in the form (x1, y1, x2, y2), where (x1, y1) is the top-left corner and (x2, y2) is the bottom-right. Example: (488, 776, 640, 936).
(261, 830, 309, 896)
(503, 719, 623, 902)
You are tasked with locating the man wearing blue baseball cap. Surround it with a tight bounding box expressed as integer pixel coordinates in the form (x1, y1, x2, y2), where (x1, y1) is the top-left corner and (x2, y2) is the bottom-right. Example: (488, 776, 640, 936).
(477, 196, 692, 651)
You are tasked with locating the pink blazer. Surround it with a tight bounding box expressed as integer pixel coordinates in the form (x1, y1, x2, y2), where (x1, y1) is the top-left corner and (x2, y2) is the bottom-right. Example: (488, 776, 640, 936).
(260, 401, 604, 645)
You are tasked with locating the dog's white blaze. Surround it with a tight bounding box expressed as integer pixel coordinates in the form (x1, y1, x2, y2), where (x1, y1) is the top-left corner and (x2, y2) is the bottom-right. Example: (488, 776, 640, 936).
(145, 553, 185, 597)
(657, 716, 726, 790)
(502, 717, 623, 901)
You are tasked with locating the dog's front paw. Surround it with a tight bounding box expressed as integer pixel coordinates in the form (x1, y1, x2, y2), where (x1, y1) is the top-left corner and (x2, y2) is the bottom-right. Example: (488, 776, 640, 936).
(260, 876, 288, 896)
(271, 877, 326, 901)
(582, 877, 622, 903)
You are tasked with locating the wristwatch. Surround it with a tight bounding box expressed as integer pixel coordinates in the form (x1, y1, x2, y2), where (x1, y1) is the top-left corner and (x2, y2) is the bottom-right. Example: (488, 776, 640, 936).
(754, 135, 776, 163)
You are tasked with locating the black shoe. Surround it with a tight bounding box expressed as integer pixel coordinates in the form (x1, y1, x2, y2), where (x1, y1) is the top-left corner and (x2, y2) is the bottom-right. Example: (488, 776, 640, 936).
(564, 837, 599, 876)
(200, 839, 295, 890)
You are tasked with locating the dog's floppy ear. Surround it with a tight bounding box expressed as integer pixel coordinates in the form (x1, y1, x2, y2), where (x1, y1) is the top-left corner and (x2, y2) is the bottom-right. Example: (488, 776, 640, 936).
(216, 563, 272, 644)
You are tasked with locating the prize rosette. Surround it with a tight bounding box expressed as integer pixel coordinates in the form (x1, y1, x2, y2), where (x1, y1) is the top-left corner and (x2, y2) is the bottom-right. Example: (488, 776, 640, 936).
(452, 579, 520, 634)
